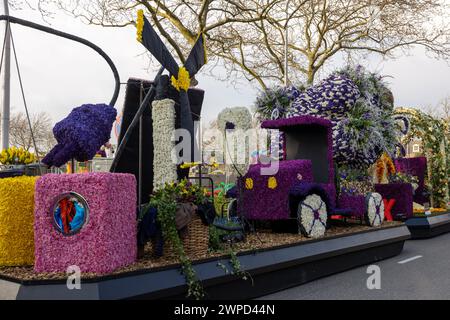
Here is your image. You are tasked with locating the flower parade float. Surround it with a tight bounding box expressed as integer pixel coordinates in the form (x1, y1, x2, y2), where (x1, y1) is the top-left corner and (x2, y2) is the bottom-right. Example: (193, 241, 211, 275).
(0, 14, 411, 300)
(0, 14, 137, 297)
(388, 108, 450, 239)
(5, 17, 139, 275)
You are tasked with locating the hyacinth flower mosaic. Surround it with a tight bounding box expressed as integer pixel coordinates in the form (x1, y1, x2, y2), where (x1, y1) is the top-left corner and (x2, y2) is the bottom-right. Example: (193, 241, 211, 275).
(254, 65, 402, 169)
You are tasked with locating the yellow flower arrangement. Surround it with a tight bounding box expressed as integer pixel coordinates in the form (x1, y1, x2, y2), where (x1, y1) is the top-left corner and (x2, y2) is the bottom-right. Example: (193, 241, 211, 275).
(136, 9, 144, 43)
(245, 178, 254, 190)
(210, 162, 219, 169)
(374, 152, 395, 184)
(413, 208, 447, 214)
(0, 176, 39, 266)
(180, 162, 201, 169)
(0, 147, 36, 165)
(268, 177, 278, 189)
(180, 161, 220, 169)
(171, 66, 191, 91)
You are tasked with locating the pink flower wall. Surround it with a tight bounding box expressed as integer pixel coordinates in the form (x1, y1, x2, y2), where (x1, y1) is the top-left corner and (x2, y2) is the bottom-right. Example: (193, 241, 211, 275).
(34, 173, 137, 274)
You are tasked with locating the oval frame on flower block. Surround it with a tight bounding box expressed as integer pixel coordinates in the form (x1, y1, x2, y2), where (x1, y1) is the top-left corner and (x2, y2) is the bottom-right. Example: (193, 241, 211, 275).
(34, 173, 137, 274)
(51, 192, 90, 237)
(0, 176, 39, 266)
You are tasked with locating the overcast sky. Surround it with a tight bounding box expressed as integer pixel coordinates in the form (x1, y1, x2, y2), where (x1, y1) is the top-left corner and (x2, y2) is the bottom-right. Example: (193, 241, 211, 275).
(3, 4, 450, 143)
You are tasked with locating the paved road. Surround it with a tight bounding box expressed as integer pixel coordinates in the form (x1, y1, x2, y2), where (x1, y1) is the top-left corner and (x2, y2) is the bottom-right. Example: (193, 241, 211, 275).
(259, 232, 450, 300)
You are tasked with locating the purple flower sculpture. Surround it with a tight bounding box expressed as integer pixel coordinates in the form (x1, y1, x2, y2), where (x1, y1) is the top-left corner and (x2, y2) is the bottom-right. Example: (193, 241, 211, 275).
(284, 67, 397, 169)
(225, 121, 236, 130)
(43, 104, 117, 167)
(288, 75, 360, 120)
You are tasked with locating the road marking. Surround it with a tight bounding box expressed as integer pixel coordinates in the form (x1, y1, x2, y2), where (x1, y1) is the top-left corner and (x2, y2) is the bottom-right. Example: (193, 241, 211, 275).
(398, 255, 423, 264)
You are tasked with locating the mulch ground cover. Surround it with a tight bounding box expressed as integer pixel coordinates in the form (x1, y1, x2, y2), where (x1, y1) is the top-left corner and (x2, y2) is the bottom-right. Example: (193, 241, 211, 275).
(0, 220, 402, 282)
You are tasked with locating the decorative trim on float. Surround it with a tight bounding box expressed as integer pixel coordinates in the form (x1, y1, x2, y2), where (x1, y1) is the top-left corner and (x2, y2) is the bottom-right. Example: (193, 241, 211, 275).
(406, 213, 450, 239)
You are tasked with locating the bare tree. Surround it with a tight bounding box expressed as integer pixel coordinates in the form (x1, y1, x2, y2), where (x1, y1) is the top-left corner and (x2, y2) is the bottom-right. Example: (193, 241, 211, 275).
(22, 0, 450, 88)
(439, 96, 450, 122)
(424, 96, 450, 121)
(242, 0, 450, 85)
(0, 111, 56, 156)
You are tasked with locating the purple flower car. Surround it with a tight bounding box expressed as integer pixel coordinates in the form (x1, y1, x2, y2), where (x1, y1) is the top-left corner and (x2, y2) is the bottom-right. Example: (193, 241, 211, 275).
(235, 115, 385, 238)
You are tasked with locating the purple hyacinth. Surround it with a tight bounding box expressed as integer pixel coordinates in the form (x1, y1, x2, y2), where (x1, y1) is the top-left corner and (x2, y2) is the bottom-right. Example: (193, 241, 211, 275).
(225, 121, 236, 130)
(43, 104, 117, 167)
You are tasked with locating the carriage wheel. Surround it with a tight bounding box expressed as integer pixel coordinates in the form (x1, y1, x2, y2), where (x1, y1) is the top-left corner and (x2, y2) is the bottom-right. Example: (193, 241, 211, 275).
(365, 192, 385, 227)
(297, 194, 328, 238)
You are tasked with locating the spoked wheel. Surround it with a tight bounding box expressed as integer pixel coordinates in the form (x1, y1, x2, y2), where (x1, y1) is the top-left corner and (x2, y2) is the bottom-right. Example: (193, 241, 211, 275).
(297, 194, 328, 238)
(365, 192, 385, 227)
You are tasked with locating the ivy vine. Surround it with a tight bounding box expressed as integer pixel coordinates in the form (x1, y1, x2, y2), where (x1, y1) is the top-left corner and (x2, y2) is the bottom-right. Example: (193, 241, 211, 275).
(395, 107, 449, 208)
(150, 186, 204, 300)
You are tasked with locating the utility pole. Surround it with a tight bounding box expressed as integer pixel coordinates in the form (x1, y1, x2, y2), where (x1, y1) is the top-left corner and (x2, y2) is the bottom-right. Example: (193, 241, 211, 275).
(1, 0, 11, 151)
(284, 0, 290, 87)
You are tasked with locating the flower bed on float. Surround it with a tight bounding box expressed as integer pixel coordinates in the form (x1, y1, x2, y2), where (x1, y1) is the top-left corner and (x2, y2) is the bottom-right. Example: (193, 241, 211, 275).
(0, 176, 39, 266)
(0, 10, 443, 298)
(0, 220, 402, 282)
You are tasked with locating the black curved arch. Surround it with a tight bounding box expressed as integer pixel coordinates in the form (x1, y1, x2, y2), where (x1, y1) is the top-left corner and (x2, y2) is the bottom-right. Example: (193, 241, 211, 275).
(0, 15, 120, 106)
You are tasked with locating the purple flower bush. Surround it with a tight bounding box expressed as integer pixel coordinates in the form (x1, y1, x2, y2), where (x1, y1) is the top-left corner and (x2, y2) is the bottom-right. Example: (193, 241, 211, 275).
(257, 66, 398, 169)
(43, 104, 117, 167)
(394, 157, 429, 205)
(34, 173, 137, 274)
(288, 74, 360, 119)
(255, 86, 302, 121)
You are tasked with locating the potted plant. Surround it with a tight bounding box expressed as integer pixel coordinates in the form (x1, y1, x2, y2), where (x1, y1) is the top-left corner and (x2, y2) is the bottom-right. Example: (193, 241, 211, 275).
(138, 179, 214, 299)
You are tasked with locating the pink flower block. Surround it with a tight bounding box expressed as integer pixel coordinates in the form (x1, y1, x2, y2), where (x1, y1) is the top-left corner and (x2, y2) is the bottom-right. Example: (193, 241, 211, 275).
(34, 173, 137, 274)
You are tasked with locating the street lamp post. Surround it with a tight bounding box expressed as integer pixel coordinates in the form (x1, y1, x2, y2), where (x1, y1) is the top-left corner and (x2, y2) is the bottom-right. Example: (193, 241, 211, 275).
(1, 0, 11, 151)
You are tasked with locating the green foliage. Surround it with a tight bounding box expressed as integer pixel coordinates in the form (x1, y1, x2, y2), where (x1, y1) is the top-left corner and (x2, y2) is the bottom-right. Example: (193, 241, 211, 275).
(208, 225, 223, 252)
(395, 108, 449, 208)
(337, 165, 373, 196)
(212, 182, 235, 216)
(337, 165, 371, 183)
(389, 172, 419, 186)
(336, 65, 394, 112)
(229, 250, 253, 284)
(214, 193, 229, 217)
(208, 217, 245, 252)
(149, 181, 205, 300)
(151, 179, 208, 206)
(254, 86, 302, 120)
(331, 66, 399, 169)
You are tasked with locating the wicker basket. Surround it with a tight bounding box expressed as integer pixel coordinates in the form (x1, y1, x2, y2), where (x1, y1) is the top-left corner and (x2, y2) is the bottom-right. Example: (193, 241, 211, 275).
(150, 214, 209, 259)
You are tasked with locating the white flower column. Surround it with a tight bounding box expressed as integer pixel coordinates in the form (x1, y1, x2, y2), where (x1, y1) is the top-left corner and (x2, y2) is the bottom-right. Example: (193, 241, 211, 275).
(152, 99, 177, 189)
